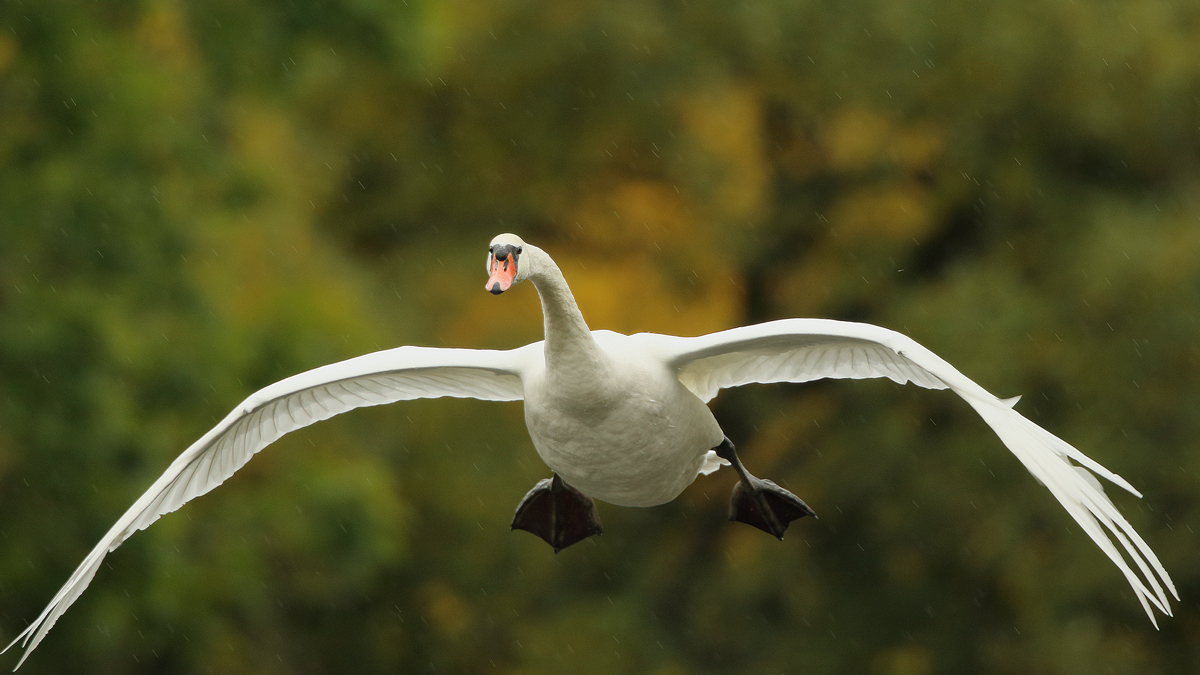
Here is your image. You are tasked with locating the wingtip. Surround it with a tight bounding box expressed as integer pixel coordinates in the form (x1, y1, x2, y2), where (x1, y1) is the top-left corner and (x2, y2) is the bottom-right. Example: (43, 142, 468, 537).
(3, 626, 36, 671)
(1147, 613, 1160, 631)
(2, 628, 26, 656)
(967, 394, 1176, 627)
(6, 626, 44, 672)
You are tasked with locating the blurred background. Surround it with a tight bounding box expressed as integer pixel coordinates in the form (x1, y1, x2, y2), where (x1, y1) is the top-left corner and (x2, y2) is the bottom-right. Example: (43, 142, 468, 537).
(1, 0, 1198, 673)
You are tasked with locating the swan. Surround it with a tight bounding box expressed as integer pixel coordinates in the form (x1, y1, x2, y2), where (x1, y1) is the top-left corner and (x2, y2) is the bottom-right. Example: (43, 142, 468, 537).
(3, 233, 1176, 668)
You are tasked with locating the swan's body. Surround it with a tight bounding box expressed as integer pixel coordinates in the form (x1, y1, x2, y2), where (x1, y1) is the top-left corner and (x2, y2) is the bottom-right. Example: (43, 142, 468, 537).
(523, 329, 725, 507)
(4, 234, 1176, 669)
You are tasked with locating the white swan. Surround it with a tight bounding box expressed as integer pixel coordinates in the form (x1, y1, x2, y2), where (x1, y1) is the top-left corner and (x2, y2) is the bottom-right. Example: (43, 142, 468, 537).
(3, 233, 1175, 668)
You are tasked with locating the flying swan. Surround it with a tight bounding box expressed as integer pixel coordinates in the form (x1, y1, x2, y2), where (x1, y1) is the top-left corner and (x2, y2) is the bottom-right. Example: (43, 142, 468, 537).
(4, 233, 1176, 668)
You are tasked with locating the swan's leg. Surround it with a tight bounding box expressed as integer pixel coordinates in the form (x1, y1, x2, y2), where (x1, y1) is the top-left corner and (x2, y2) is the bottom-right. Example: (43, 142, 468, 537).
(511, 473, 603, 553)
(714, 437, 816, 540)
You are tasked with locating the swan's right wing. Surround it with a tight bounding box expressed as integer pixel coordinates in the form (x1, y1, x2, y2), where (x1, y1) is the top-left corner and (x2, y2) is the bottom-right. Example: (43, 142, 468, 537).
(4, 344, 532, 669)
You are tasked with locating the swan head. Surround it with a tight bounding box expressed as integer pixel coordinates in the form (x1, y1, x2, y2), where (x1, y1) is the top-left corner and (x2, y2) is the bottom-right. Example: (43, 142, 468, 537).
(485, 233, 527, 295)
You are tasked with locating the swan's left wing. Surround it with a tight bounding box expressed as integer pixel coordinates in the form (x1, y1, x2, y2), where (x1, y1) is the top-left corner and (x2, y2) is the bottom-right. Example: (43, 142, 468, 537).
(4, 344, 530, 670)
(639, 318, 1176, 623)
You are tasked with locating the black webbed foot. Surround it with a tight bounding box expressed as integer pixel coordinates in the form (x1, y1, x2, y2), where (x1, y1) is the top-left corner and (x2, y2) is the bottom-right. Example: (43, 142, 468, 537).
(728, 475, 816, 539)
(714, 437, 816, 540)
(511, 473, 602, 553)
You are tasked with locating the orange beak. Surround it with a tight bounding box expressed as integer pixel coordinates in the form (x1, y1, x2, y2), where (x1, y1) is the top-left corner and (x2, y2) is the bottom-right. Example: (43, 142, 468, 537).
(486, 254, 517, 294)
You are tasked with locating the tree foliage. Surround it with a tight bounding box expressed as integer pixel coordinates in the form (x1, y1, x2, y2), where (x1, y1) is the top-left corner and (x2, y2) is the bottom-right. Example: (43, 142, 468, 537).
(2, 1, 1199, 673)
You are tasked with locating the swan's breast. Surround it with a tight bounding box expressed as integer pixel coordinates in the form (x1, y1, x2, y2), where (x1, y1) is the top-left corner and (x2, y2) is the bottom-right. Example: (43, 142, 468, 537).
(521, 337, 724, 507)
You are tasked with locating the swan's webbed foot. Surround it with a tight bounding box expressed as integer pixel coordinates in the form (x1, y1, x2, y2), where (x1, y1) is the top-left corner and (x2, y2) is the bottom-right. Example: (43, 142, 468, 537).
(511, 473, 602, 553)
(715, 437, 816, 540)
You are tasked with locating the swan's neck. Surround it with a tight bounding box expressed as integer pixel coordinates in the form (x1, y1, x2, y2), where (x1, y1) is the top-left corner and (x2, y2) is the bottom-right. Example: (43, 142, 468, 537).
(524, 246, 602, 373)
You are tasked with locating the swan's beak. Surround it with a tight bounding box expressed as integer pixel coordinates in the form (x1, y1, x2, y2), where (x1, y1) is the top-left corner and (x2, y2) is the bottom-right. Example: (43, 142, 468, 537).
(486, 252, 517, 294)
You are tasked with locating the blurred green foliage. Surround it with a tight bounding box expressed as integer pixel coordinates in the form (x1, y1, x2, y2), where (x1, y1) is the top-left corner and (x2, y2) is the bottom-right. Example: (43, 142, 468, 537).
(1, 0, 1199, 673)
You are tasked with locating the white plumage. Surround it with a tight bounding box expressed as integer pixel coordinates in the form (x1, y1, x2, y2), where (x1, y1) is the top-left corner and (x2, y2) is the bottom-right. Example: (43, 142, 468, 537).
(3, 234, 1175, 669)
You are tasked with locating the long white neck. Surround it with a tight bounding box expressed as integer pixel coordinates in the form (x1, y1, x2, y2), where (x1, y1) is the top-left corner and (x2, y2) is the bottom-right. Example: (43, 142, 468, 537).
(522, 245, 603, 374)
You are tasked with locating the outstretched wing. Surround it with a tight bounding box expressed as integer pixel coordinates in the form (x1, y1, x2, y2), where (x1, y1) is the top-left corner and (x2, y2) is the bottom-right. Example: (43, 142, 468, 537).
(4, 344, 532, 669)
(640, 318, 1177, 623)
